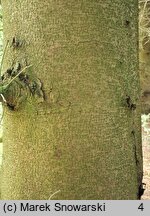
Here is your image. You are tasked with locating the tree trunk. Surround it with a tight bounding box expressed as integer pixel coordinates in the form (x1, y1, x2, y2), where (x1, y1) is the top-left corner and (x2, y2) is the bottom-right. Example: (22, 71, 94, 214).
(1, 0, 142, 199)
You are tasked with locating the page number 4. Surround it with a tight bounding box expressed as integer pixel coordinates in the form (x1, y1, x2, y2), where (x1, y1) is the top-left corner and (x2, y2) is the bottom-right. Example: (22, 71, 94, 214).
(138, 203, 144, 211)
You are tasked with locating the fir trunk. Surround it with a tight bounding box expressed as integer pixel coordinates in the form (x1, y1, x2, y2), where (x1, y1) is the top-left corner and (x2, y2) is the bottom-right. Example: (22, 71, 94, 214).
(1, 0, 142, 199)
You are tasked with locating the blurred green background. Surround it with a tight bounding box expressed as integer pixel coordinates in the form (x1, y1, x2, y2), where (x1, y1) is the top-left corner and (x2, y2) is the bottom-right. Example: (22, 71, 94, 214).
(0, 4, 3, 167)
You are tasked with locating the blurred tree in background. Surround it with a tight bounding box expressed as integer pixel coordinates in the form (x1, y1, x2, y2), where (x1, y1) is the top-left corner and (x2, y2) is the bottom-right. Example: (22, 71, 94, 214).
(0, 3, 3, 199)
(0, 0, 143, 200)
(139, 0, 150, 113)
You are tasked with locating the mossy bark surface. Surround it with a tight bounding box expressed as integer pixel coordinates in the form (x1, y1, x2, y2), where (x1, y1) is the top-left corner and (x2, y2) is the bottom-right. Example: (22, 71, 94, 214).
(1, 0, 142, 199)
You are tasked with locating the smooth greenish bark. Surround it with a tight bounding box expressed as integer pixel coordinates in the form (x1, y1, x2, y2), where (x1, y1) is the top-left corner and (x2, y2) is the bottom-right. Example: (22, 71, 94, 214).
(1, 0, 142, 199)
